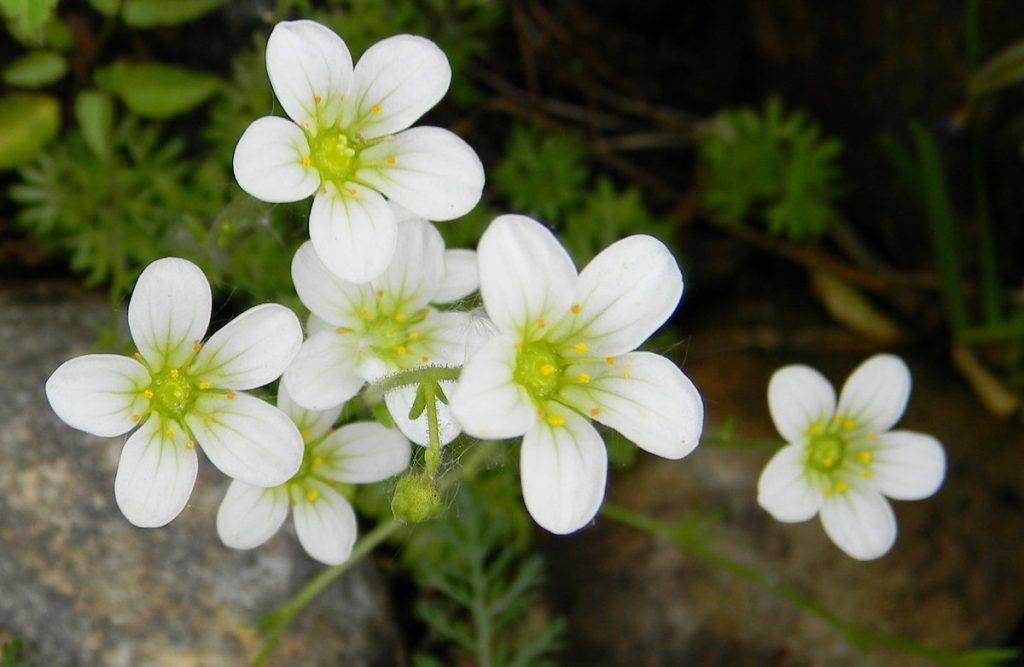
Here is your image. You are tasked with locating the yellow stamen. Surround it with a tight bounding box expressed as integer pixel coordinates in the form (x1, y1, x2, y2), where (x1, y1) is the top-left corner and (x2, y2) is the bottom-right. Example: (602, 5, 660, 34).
(164, 427, 175, 438)
(573, 342, 588, 354)
(143, 389, 154, 400)
(540, 364, 555, 377)
(192, 342, 202, 353)
(605, 356, 616, 366)
(577, 373, 590, 384)
(386, 155, 396, 165)
(843, 419, 856, 431)
(347, 188, 357, 197)
(397, 345, 407, 355)
(300, 429, 311, 440)
(858, 451, 873, 465)
(861, 470, 871, 478)
(822, 456, 834, 468)
(514, 342, 523, 350)
(301, 157, 312, 168)
(371, 104, 382, 114)
(319, 186, 327, 194)
(198, 381, 211, 390)
(395, 312, 406, 323)
(822, 486, 832, 496)
(832, 416, 842, 425)
(834, 481, 848, 493)
(336, 326, 348, 334)
(313, 456, 324, 466)
(809, 422, 822, 435)
(537, 406, 546, 416)
(209, 416, 218, 424)
(302, 121, 310, 130)
(867, 432, 878, 441)
(571, 304, 581, 314)
(133, 352, 143, 361)
(360, 308, 371, 319)
(170, 368, 179, 379)
(306, 489, 319, 502)
(131, 414, 141, 422)
(313, 95, 321, 104)
(185, 440, 195, 450)
(590, 407, 601, 417)
(546, 415, 565, 426)
(226, 391, 236, 400)
(408, 331, 420, 341)
(622, 368, 632, 380)
(536, 318, 546, 329)
(420, 355, 429, 362)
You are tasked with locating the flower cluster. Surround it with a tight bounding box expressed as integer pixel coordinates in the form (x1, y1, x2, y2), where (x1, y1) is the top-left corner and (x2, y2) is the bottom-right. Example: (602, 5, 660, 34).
(44, 18, 947, 568)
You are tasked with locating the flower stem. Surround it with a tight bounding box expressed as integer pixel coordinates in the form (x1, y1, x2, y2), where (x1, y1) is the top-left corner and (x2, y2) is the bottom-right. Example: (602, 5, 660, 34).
(600, 503, 1014, 666)
(423, 381, 443, 479)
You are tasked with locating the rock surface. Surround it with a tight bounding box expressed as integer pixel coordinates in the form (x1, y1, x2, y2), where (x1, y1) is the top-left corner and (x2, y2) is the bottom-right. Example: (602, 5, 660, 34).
(0, 285, 401, 666)
(545, 323, 1024, 665)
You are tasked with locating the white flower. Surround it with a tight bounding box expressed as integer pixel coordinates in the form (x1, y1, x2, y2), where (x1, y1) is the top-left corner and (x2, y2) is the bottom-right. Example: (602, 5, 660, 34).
(233, 19, 485, 283)
(216, 384, 411, 565)
(757, 354, 946, 560)
(45, 258, 305, 528)
(449, 215, 704, 535)
(283, 204, 488, 446)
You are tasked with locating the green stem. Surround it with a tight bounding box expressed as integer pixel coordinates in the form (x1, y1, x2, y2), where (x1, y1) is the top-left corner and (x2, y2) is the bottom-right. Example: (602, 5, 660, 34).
(601, 503, 1014, 666)
(423, 382, 443, 479)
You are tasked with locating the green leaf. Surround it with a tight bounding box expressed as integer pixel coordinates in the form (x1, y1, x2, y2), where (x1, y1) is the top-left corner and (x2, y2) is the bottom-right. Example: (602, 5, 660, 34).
(75, 90, 115, 159)
(5, 10, 71, 49)
(2, 50, 67, 87)
(0, 92, 60, 169)
(95, 61, 221, 119)
(0, 0, 58, 34)
(87, 0, 226, 27)
(969, 39, 1024, 98)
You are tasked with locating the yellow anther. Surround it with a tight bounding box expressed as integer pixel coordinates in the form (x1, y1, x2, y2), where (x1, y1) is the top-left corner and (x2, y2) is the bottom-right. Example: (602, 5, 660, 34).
(537, 406, 546, 416)
(822, 486, 832, 496)
(822, 456, 834, 468)
(185, 440, 195, 450)
(574, 342, 588, 354)
(131, 414, 141, 422)
(395, 312, 406, 322)
(420, 355, 429, 362)
(313, 456, 324, 466)
(843, 419, 857, 431)
(590, 407, 601, 417)
(867, 432, 878, 441)
(546, 415, 565, 426)
(359, 308, 371, 318)
(198, 381, 211, 390)
(165, 427, 175, 438)
(536, 318, 546, 329)
(858, 451, 873, 465)
(192, 342, 203, 353)
(302, 121, 311, 130)
(209, 416, 218, 424)
(313, 95, 321, 105)
(301, 157, 312, 167)
(834, 481, 848, 493)
(340, 94, 347, 102)
(809, 422, 822, 435)
(577, 373, 590, 384)
(133, 352, 143, 360)
(832, 415, 842, 425)
(408, 331, 420, 341)
(571, 304, 581, 314)
(319, 186, 327, 194)
(605, 356, 616, 366)
(336, 326, 348, 334)
(143, 389, 154, 400)
(306, 489, 319, 502)
(515, 342, 523, 350)
(540, 364, 555, 377)
(300, 429, 311, 440)
(371, 104, 382, 114)
(347, 188, 357, 197)
(861, 470, 872, 478)
(226, 391, 236, 400)
(397, 345, 407, 355)
(376, 289, 384, 298)
(170, 368, 179, 379)
(386, 155, 396, 165)
(622, 368, 632, 380)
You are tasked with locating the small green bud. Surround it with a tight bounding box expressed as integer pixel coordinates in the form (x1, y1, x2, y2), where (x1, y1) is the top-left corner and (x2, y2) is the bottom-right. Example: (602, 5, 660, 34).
(391, 474, 442, 523)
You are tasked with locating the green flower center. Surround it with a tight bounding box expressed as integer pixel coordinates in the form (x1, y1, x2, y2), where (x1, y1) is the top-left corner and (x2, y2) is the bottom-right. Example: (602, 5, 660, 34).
(807, 433, 845, 472)
(310, 128, 357, 181)
(803, 416, 880, 495)
(149, 369, 196, 418)
(514, 341, 564, 402)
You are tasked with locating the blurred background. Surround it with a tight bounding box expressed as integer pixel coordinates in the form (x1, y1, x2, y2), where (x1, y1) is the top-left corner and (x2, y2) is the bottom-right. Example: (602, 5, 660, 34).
(1, 0, 1023, 664)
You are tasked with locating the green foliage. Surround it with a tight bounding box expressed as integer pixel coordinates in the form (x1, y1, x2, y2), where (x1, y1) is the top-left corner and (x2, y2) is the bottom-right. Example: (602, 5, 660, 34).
(0, 92, 59, 169)
(0, 639, 25, 667)
(2, 50, 67, 88)
(0, 0, 57, 35)
(88, 0, 228, 28)
(698, 96, 842, 242)
(74, 90, 115, 160)
(205, 37, 274, 162)
(96, 61, 221, 119)
(493, 126, 588, 222)
(408, 482, 565, 666)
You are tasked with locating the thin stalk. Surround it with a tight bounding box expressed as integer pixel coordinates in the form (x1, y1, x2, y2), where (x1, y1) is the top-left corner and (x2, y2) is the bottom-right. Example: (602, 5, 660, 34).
(601, 503, 1014, 666)
(424, 381, 443, 479)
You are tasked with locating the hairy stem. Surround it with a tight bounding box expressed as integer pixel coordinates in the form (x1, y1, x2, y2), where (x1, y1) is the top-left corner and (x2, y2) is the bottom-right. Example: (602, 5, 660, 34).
(364, 365, 462, 402)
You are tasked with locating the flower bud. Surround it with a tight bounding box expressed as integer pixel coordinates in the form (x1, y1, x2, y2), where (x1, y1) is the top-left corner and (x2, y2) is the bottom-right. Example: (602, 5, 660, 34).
(391, 474, 442, 523)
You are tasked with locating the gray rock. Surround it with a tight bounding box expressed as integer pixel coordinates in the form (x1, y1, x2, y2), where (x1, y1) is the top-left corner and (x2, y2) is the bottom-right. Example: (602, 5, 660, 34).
(545, 340, 1024, 666)
(0, 285, 401, 666)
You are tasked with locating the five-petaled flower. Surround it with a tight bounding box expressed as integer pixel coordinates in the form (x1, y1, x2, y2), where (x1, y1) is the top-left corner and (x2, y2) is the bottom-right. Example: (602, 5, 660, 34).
(757, 354, 946, 560)
(283, 204, 489, 446)
(233, 19, 485, 283)
(449, 215, 704, 535)
(45, 258, 305, 528)
(217, 384, 411, 565)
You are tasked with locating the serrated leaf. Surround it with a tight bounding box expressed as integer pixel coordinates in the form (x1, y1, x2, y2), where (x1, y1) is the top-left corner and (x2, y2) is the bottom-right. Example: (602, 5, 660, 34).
(87, 0, 226, 27)
(95, 61, 220, 119)
(3, 50, 67, 87)
(0, 0, 58, 34)
(0, 92, 60, 169)
(75, 90, 114, 159)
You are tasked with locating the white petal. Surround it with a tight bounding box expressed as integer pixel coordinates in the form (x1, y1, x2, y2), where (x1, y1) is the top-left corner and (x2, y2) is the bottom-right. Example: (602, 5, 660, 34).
(520, 408, 607, 535)
(216, 480, 289, 549)
(114, 415, 198, 528)
(357, 127, 484, 221)
(477, 215, 577, 337)
(281, 331, 364, 410)
(371, 217, 445, 314)
(276, 382, 342, 442)
(309, 182, 397, 283)
(306, 313, 336, 337)
(384, 382, 461, 447)
(342, 34, 450, 138)
(756, 444, 823, 522)
(819, 486, 897, 560)
(45, 354, 149, 437)
(128, 257, 211, 371)
(434, 249, 479, 303)
(869, 430, 946, 500)
(413, 310, 496, 367)
(450, 334, 536, 439)
(767, 365, 836, 443)
(185, 393, 303, 487)
(556, 235, 682, 356)
(293, 481, 358, 565)
(291, 241, 375, 328)
(837, 354, 912, 433)
(233, 117, 319, 203)
(266, 19, 352, 128)
(315, 421, 412, 483)
(559, 352, 703, 460)
(189, 304, 302, 391)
